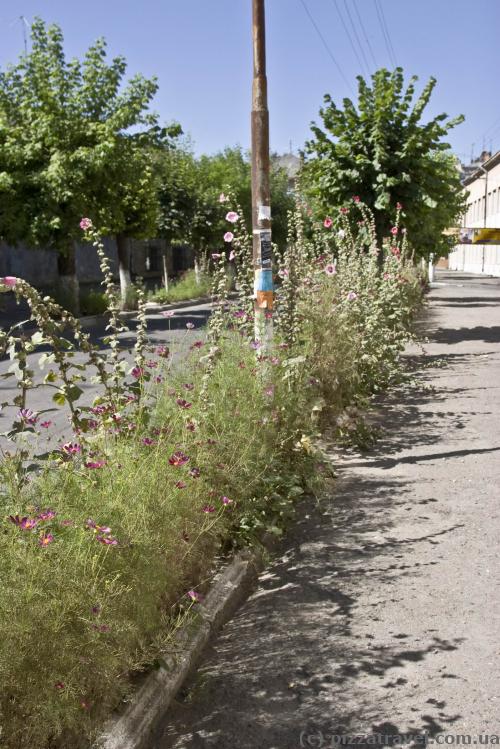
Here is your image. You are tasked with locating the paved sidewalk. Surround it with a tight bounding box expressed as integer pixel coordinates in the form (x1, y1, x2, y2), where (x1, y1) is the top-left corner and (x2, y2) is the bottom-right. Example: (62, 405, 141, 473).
(155, 271, 500, 748)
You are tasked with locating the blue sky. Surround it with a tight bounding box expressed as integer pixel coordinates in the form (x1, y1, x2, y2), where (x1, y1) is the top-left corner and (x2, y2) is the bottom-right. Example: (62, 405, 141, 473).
(0, 0, 498, 163)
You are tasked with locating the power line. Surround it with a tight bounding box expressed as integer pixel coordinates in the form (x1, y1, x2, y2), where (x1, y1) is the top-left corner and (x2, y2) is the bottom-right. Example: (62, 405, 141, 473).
(342, 0, 371, 76)
(330, 0, 368, 77)
(298, 0, 354, 94)
(374, 0, 397, 68)
(352, 0, 378, 71)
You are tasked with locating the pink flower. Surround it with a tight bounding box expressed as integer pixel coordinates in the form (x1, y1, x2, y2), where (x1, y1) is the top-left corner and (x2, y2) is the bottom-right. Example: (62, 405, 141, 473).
(224, 232, 234, 243)
(324, 263, 336, 276)
(9, 515, 37, 530)
(38, 532, 54, 547)
(211, 253, 222, 260)
(390, 226, 398, 236)
(202, 505, 216, 513)
(229, 250, 236, 261)
(323, 217, 333, 228)
(131, 366, 144, 379)
(186, 322, 195, 330)
(352, 195, 360, 203)
(264, 385, 275, 397)
(396, 202, 403, 210)
(161, 310, 175, 318)
(168, 451, 190, 467)
(96, 534, 118, 546)
(79, 218, 93, 230)
(0, 276, 17, 288)
(155, 344, 170, 358)
(183, 383, 194, 391)
(85, 460, 106, 469)
(250, 340, 261, 350)
(219, 193, 227, 203)
(175, 480, 187, 489)
(187, 590, 203, 602)
(37, 509, 56, 521)
(347, 291, 357, 301)
(186, 420, 196, 432)
(340, 207, 349, 215)
(383, 272, 391, 280)
(40, 420, 52, 429)
(225, 211, 239, 223)
(141, 437, 155, 446)
(176, 398, 192, 409)
(391, 246, 401, 258)
(221, 496, 233, 506)
(61, 442, 81, 456)
(191, 340, 204, 349)
(54, 682, 65, 690)
(17, 408, 38, 425)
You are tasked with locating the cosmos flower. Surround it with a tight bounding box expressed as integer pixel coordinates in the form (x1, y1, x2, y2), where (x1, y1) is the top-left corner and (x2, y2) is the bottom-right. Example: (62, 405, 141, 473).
(161, 310, 175, 318)
(17, 408, 38, 425)
(187, 590, 203, 602)
(168, 451, 190, 467)
(37, 509, 56, 521)
(176, 398, 192, 409)
(38, 532, 54, 547)
(202, 505, 216, 513)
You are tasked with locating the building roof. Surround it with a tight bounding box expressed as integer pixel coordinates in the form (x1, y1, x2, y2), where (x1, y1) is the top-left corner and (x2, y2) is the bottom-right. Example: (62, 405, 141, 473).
(462, 150, 500, 187)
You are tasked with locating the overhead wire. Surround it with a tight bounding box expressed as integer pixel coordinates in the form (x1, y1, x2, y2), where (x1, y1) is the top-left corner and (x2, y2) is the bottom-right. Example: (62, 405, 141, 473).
(298, 0, 354, 94)
(374, 0, 397, 68)
(330, 0, 368, 77)
(352, 0, 378, 71)
(341, 0, 371, 76)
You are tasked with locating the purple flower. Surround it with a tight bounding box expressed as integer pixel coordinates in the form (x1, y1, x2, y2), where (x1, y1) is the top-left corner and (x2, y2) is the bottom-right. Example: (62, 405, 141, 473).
(202, 505, 216, 513)
(347, 291, 357, 301)
(250, 340, 261, 350)
(324, 263, 336, 276)
(37, 509, 56, 521)
(141, 437, 156, 446)
(155, 344, 170, 358)
(169, 451, 190, 467)
(9, 515, 37, 530)
(176, 398, 192, 410)
(225, 211, 239, 223)
(17, 408, 38, 425)
(183, 383, 194, 391)
(96, 534, 118, 546)
(224, 231, 234, 243)
(40, 420, 53, 429)
(38, 532, 54, 547)
(84, 460, 106, 469)
(187, 590, 203, 602)
(80, 217, 93, 230)
(221, 496, 233, 506)
(131, 366, 144, 379)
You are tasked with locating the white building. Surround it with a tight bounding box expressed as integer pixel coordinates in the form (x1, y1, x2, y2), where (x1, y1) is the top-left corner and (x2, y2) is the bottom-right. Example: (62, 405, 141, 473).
(449, 150, 500, 276)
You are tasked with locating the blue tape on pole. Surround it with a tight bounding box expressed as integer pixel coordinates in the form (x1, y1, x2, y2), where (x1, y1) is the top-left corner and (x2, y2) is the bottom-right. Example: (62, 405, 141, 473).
(255, 269, 273, 292)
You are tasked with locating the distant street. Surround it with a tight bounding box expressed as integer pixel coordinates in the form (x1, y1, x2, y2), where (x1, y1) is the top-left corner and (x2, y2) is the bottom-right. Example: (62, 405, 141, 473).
(0, 299, 211, 451)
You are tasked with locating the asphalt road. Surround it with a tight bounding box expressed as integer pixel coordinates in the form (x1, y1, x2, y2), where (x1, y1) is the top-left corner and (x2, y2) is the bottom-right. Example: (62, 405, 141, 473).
(154, 271, 500, 748)
(0, 299, 211, 451)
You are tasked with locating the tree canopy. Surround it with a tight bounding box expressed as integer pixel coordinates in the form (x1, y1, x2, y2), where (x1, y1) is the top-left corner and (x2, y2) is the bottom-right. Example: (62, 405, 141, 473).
(302, 67, 466, 259)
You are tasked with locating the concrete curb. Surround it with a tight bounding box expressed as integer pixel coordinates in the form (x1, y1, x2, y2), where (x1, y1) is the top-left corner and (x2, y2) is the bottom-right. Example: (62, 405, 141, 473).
(98, 551, 262, 749)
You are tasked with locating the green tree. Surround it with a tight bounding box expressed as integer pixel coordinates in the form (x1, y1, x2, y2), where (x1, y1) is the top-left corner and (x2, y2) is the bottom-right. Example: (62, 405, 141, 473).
(303, 68, 465, 260)
(0, 18, 167, 311)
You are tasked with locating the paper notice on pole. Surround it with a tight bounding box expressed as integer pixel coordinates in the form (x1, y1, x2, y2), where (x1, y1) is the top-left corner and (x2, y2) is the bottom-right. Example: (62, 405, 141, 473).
(258, 205, 271, 221)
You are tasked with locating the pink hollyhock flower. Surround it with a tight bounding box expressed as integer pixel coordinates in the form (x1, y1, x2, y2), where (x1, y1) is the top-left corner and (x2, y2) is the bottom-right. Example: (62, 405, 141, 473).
(221, 496, 233, 506)
(396, 202, 403, 210)
(0, 276, 17, 288)
(61, 442, 81, 456)
(168, 451, 190, 467)
(211, 253, 222, 260)
(40, 420, 52, 429)
(278, 268, 289, 278)
(224, 231, 234, 243)
(202, 505, 216, 513)
(323, 217, 333, 228)
(187, 590, 203, 602)
(390, 226, 398, 236)
(79, 218, 92, 230)
(340, 206, 349, 214)
(219, 193, 227, 203)
(175, 480, 187, 489)
(131, 366, 144, 379)
(229, 250, 236, 261)
(161, 310, 175, 318)
(38, 532, 54, 547)
(176, 398, 192, 409)
(352, 195, 360, 203)
(324, 263, 336, 276)
(383, 272, 391, 281)
(391, 246, 401, 257)
(225, 211, 239, 223)
(37, 509, 56, 521)
(186, 322, 195, 330)
(347, 291, 358, 301)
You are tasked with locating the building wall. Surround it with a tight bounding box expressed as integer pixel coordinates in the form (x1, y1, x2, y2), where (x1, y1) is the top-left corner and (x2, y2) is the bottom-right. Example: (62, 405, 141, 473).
(448, 154, 500, 276)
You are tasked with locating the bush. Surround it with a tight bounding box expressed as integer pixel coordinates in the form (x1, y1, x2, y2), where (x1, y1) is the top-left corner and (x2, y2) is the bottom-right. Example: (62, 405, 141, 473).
(79, 289, 108, 316)
(149, 269, 210, 304)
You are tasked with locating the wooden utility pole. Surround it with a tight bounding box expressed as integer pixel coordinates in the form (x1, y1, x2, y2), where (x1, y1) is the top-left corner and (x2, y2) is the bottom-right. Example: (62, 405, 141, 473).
(251, 0, 273, 346)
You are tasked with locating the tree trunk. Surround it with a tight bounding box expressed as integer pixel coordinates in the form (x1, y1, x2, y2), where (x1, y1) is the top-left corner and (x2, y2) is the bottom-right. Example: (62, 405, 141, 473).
(116, 233, 133, 310)
(57, 242, 80, 315)
(162, 253, 169, 292)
